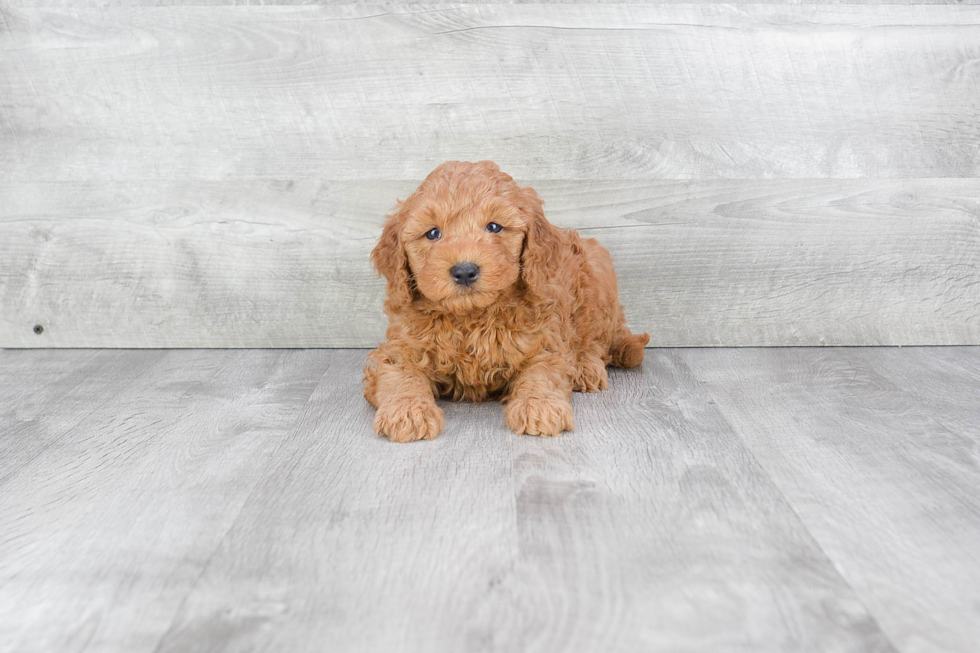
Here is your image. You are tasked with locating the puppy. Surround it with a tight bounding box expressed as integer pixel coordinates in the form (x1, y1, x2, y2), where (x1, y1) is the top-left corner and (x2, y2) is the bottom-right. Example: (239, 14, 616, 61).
(363, 161, 649, 441)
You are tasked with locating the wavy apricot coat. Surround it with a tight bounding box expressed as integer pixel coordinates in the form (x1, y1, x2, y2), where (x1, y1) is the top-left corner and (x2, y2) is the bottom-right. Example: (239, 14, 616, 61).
(363, 161, 648, 441)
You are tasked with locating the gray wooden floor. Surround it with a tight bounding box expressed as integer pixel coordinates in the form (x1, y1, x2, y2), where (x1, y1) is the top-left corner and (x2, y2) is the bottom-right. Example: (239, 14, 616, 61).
(1, 348, 978, 653)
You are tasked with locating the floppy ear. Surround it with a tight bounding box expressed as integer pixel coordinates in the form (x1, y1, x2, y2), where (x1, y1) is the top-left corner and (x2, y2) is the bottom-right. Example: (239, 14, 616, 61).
(518, 186, 564, 299)
(371, 205, 414, 308)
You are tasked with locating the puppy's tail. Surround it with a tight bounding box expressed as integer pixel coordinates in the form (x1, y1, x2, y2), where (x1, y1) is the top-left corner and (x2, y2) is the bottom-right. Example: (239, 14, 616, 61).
(609, 330, 650, 368)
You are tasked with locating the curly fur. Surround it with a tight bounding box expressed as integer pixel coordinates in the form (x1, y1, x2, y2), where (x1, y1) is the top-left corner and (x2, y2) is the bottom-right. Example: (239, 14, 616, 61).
(363, 160, 649, 441)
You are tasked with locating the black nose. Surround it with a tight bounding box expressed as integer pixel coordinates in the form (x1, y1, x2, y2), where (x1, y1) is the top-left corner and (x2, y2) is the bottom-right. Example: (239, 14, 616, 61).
(450, 262, 480, 287)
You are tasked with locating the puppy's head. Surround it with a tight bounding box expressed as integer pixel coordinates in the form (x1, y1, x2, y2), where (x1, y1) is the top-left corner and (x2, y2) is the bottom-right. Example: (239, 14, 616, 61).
(372, 160, 561, 314)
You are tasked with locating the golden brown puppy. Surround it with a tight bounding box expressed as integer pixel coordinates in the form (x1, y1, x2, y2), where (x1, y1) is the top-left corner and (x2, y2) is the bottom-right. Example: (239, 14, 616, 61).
(363, 161, 649, 441)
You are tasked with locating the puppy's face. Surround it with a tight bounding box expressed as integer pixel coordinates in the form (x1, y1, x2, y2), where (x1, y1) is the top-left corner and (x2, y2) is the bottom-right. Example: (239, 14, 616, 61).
(398, 164, 529, 313)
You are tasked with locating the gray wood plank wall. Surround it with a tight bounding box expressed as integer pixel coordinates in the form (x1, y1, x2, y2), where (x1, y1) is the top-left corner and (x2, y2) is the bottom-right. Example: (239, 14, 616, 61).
(1, 3, 978, 347)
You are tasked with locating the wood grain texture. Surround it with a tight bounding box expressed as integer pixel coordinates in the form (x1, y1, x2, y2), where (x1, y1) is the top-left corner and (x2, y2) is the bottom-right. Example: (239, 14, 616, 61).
(153, 354, 525, 653)
(2, 178, 977, 347)
(1, 4, 979, 181)
(0, 349, 164, 482)
(682, 347, 980, 653)
(0, 349, 329, 653)
(501, 351, 896, 653)
(0, 348, 98, 477)
(7, 1, 980, 6)
(155, 349, 898, 653)
(2, 3, 979, 347)
(0, 348, 913, 652)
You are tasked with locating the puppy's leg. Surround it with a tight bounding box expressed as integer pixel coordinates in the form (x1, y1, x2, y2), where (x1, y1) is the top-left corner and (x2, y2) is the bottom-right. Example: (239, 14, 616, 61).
(505, 356, 574, 437)
(572, 344, 609, 393)
(609, 329, 650, 368)
(366, 360, 444, 442)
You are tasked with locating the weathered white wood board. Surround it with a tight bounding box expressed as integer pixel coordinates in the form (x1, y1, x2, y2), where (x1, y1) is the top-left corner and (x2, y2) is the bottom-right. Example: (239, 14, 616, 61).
(683, 347, 980, 653)
(1, 348, 920, 652)
(0, 349, 165, 482)
(0, 349, 330, 653)
(1, 4, 979, 347)
(2, 178, 977, 347)
(2, 4, 979, 181)
(5, 346, 980, 651)
(7, 0, 980, 6)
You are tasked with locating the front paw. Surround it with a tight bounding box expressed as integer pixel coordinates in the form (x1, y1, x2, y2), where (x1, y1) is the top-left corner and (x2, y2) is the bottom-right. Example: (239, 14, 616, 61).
(374, 397, 445, 442)
(505, 395, 574, 437)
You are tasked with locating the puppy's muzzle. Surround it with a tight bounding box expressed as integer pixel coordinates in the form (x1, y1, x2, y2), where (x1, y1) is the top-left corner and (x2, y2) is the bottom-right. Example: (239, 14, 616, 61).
(450, 262, 480, 287)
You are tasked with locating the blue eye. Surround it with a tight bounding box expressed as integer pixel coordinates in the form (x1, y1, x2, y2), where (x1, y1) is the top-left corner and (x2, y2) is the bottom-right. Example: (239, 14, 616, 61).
(486, 222, 503, 233)
(424, 227, 441, 240)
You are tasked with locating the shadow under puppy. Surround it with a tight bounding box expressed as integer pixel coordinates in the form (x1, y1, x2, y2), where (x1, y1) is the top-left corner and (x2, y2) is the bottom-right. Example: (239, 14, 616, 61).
(364, 160, 649, 441)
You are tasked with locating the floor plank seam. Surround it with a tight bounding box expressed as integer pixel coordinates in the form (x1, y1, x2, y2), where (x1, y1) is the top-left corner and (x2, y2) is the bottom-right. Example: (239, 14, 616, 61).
(4, 348, 978, 652)
(0, 351, 166, 489)
(723, 431, 903, 652)
(147, 354, 339, 653)
(684, 358, 906, 653)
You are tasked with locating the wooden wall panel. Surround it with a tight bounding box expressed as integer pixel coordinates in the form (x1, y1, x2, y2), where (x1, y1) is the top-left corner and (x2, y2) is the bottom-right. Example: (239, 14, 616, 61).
(7, 0, 980, 6)
(1, 4, 978, 347)
(2, 5, 979, 181)
(2, 179, 977, 347)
